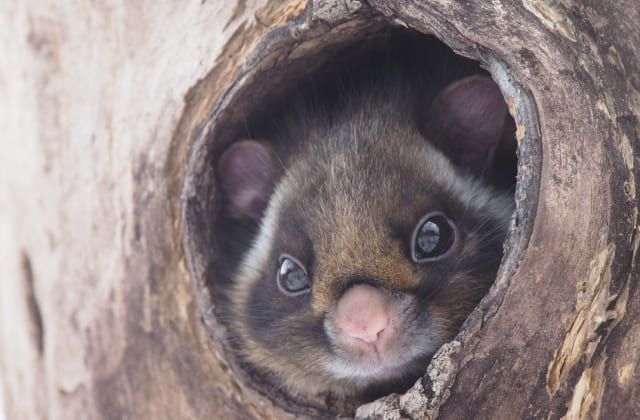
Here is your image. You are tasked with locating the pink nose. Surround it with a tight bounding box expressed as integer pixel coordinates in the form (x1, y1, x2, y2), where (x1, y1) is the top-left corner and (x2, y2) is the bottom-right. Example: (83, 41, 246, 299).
(334, 284, 391, 344)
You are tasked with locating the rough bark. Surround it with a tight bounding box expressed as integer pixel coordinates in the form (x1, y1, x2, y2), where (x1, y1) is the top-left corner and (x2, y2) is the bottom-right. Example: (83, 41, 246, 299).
(1, 1, 638, 420)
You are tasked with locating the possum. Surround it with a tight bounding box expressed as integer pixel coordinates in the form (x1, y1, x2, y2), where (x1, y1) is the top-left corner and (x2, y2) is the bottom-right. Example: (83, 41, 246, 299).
(214, 54, 515, 406)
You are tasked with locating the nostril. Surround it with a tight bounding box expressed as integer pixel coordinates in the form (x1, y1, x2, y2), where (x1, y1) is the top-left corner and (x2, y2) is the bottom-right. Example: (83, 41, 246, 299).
(346, 316, 389, 344)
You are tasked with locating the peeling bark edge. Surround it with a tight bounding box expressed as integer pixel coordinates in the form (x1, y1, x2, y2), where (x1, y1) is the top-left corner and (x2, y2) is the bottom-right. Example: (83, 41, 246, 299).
(180, 0, 542, 417)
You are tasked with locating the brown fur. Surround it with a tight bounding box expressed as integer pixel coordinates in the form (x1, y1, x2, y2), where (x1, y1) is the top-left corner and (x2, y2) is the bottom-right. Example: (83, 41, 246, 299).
(218, 69, 514, 408)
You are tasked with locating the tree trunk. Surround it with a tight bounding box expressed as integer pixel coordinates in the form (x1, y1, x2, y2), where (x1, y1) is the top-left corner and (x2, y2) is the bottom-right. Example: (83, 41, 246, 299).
(1, 1, 638, 419)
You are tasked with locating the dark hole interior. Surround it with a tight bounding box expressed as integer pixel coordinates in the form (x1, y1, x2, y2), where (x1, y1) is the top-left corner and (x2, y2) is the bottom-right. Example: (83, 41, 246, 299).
(198, 28, 517, 415)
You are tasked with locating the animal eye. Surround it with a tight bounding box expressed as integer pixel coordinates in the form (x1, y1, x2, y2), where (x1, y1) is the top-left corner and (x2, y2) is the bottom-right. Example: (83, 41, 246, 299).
(277, 255, 311, 296)
(411, 212, 458, 263)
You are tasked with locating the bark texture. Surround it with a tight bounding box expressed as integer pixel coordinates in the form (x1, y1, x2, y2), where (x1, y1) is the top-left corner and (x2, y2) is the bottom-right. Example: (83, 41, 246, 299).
(1, 0, 638, 419)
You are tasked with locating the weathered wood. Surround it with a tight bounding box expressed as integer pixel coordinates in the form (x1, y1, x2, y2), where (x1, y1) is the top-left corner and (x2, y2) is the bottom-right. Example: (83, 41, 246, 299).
(0, 1, 307, 418)
(358, 1, 640, 418)
(1, 0, 638, 419)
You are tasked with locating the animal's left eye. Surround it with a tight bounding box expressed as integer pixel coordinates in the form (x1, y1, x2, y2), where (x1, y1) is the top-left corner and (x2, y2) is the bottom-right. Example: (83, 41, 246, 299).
(277, 255, 311, 296)
(411, 212, 458, 263)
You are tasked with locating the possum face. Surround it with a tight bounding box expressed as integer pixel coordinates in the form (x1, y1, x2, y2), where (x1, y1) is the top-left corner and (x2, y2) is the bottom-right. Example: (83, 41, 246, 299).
(216, 75, 514, 402)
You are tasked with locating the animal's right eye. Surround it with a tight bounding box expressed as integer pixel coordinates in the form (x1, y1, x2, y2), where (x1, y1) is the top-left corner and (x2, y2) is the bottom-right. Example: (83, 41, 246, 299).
(277, 255, 311, 296)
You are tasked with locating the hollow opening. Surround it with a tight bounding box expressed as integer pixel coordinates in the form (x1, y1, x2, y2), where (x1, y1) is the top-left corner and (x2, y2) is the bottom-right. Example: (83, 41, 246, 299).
(182, 10, 536, 417)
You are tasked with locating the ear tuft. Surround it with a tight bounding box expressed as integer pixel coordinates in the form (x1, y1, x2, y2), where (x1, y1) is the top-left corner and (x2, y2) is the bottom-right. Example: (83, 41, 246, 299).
(217, 140, 281, 221)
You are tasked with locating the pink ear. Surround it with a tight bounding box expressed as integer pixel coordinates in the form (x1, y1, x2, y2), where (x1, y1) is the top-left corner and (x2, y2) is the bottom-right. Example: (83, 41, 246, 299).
(217, 140, 281, 221)
(424, 75, 509, 175)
